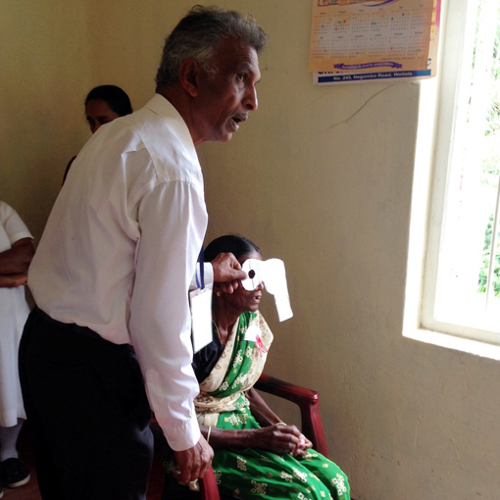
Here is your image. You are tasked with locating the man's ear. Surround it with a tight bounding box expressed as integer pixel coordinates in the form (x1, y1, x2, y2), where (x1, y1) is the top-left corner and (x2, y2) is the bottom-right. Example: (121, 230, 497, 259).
(178, 59, 200, 97)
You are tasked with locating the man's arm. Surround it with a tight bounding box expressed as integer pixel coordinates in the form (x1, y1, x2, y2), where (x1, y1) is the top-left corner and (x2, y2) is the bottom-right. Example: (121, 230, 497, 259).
(0, 238, 34, 274)
(129, 181, 212, 479)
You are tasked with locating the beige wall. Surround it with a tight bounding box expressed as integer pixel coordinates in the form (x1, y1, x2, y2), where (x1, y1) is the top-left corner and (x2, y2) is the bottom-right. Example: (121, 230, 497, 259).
(0, 0, 92, 238)
(2, 1, 499, 499)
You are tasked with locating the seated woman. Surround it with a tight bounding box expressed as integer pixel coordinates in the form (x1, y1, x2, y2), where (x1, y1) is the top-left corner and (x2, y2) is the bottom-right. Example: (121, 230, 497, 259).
(167, 235, 351, 500)
(62, 85, 133, 183)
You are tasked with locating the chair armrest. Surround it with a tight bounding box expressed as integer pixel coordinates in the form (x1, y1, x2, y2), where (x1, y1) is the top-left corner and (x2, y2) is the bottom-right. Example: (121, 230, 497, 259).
(255, 373, 320, 404)
(255, 373, 328, 457)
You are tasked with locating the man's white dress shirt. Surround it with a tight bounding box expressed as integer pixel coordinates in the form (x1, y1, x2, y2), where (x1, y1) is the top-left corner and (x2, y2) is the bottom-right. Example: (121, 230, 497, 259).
(29, 94, 212, 451)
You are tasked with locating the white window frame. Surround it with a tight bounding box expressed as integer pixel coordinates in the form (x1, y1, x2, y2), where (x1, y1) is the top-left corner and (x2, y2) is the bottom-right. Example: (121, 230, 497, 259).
(403, 0, 500, 359)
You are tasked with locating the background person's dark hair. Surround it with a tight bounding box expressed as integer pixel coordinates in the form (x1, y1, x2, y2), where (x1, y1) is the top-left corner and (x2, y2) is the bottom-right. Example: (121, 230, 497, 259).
(85, 85, 133, 116)
(155, 5, 268, 92)
(204, 235, 261, 263)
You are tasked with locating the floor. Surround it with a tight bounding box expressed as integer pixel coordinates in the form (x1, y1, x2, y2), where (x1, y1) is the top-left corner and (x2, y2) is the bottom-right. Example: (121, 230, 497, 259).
(3, 427, 166, 500)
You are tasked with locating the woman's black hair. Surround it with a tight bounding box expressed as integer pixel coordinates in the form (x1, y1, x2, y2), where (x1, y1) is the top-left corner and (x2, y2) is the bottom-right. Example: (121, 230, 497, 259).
(204, 235, 261, 262)
(85, 85, 133, 116)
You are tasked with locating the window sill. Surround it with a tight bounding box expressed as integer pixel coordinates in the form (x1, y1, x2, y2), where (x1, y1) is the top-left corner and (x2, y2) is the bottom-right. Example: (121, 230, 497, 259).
(403, 326, 500, 361)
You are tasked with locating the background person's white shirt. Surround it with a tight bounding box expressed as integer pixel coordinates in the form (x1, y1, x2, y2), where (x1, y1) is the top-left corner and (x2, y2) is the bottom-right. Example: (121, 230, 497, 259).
(0, 201, 32, 427)
(29, 94, 210, 451)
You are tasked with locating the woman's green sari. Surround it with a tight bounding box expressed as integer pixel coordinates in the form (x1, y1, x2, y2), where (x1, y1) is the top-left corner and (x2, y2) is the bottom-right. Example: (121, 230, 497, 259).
(194, 311, 351, 500)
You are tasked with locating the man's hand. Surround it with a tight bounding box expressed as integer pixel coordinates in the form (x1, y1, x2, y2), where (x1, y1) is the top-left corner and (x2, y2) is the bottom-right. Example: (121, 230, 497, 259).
(211, 252, 247, 294)
(174, 435, 214, 484)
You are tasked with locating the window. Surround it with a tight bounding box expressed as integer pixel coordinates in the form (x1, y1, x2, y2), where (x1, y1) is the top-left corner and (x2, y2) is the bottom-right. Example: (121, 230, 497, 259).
(405, 0, 500, 353)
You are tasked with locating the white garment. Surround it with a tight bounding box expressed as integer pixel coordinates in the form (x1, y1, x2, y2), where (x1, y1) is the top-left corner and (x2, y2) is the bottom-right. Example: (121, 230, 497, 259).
(28, 94, 211, 451)
(0, 201, 32, 427)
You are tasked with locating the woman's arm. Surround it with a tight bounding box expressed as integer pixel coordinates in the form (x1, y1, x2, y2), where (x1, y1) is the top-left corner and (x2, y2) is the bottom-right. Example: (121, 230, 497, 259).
(246, 387, 313, 456)
(200, 422, 302, 455)
(0, 238, 35, 274)
(246, 387, 283, 427)
(0, 273, 28, 288)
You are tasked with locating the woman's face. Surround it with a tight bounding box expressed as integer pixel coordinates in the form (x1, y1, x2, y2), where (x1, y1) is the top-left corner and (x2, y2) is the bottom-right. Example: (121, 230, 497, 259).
(85, 99, 119, 134)
(219, 251, 263, 314)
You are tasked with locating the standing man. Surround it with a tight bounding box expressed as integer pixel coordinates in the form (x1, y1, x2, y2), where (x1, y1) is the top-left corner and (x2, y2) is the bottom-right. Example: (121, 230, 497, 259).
(19, 6, 268, 500)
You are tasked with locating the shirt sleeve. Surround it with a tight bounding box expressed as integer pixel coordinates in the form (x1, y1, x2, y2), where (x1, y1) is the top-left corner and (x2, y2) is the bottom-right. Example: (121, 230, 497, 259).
(129, 180, 207, 451)
(189, 263, 214, 291)
(0, 201, 33, 249)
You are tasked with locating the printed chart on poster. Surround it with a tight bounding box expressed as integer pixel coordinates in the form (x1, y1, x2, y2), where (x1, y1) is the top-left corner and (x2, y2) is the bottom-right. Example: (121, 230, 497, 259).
(308, 0, 441, 85)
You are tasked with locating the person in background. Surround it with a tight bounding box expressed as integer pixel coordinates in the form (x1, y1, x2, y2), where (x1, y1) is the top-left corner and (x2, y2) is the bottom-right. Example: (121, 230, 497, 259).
(20, 6, 267, 500)
(0, 201, 35, 499)
(164, 235, 351, 500)
(84, 84, 133, 134)
(62, 84, 133, 184)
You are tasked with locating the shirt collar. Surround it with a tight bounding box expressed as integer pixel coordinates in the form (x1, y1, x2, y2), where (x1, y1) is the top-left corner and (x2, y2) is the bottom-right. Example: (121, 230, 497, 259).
(144, 93, 196, 157)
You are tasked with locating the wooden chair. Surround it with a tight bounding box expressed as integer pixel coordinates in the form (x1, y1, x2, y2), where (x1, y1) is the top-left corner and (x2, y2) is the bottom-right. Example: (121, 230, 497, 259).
(254, 373, 328, 456)
(158, 373, 328, 500)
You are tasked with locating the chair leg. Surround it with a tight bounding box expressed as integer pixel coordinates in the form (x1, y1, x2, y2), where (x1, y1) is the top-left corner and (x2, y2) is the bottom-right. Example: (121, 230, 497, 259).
(200, 466, 221, 500)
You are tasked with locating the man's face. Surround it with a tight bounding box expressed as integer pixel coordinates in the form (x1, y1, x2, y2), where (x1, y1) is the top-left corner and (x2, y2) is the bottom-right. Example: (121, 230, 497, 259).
(194, 37, 261, 144)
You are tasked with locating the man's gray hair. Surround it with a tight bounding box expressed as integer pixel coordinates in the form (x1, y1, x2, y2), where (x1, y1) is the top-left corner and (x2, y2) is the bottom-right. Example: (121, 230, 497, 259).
(155, 5, 268, 92)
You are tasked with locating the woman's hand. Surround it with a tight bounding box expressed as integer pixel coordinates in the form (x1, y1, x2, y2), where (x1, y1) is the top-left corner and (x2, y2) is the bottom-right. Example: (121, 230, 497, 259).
(200, 423, 313, 457)
(291, 433, 313, 457)
(249, 423, 303, 455)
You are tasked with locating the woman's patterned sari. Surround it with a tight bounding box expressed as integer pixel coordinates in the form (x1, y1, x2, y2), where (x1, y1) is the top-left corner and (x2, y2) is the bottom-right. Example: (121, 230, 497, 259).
(194, 311, 351, 500)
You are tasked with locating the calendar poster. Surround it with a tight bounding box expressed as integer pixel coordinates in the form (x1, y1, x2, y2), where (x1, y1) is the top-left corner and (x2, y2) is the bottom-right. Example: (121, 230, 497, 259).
(309, 0, 441, 84)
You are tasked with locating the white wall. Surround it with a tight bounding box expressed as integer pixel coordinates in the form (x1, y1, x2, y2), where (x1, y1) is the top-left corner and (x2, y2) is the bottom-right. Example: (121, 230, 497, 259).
(2, 1, 499, 499)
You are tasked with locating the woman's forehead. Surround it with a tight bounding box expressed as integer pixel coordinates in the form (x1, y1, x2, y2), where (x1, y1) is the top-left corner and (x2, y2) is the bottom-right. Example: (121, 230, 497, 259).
(239, 251, 262, 265)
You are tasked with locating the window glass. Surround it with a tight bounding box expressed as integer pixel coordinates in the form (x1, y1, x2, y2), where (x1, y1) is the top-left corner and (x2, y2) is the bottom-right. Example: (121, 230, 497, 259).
(424, 1, 500, 338)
